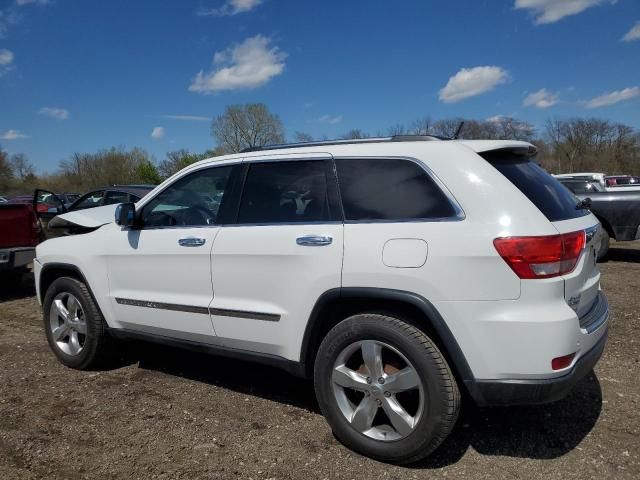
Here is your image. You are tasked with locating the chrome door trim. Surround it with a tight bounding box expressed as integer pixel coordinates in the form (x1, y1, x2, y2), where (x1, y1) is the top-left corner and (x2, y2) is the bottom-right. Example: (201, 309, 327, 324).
(115, 297, 281, 322)
(115, 297, 210, 315)
(209, 307, 281, 322)
(178, 237, 206, 247)
(296, 235, 333, 246)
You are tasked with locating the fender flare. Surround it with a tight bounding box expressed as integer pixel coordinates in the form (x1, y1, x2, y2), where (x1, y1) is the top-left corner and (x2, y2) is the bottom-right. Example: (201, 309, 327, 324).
(300, 287, 477, 390)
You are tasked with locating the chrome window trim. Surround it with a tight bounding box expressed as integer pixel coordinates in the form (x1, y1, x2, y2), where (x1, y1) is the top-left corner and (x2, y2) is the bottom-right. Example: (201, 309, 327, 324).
(333, 155, 466, 223)
(135, 162, 239, 231)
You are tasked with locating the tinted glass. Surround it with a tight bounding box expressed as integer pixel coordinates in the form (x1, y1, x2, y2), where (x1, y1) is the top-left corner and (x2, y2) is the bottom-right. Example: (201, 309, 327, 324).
(104, 191, 131, 205)
(335, 158, 457, 221)
(238, 161, 330, 224)
(483, 152, 588, 222)
(142, 166, 232, 227)
(72, 191, 105, 210)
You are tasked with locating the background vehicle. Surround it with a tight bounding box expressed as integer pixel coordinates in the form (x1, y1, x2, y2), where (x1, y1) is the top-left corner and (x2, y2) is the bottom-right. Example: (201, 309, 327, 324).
(35, 137, 608, 464)
(36, 185, 155, 235)
(0, 198, 41, 278)
(559, 178, 640, 259)
(555, 172, 640, 192)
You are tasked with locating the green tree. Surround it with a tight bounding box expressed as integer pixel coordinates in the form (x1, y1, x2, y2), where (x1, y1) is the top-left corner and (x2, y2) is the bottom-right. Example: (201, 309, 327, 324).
(134, 160, 161, 184)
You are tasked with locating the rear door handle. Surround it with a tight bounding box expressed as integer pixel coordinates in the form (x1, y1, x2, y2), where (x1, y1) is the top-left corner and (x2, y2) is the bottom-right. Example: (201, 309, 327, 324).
(296, 235, 333, 247)
(178, 237, 206, 247)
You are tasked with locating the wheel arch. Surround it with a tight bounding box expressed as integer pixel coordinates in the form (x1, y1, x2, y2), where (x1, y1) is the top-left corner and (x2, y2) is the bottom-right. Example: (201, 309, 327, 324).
(300, 287, 477, 394)
(40, 263, 98, 306)
(594, 214, 615, 240)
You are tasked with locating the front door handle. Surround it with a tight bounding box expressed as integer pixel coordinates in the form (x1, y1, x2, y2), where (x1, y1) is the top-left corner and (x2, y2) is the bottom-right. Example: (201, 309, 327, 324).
(178, 237, 206, 247)
(296, 235, 333, 247)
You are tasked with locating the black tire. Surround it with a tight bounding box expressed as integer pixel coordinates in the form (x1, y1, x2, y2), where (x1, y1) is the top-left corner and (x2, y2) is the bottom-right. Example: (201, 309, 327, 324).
(597, 228, 610, 261)
(314, 314, 460, 465)
(43, 276, 118, 370)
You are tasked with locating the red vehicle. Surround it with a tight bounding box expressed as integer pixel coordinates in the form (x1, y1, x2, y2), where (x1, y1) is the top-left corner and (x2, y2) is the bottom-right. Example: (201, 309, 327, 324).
(0, 200, 42, 277)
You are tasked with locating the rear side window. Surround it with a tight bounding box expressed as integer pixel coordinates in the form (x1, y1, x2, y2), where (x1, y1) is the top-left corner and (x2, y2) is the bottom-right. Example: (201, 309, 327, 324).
(483, 152, 588, 222)
(335, 158, 458, 221)
(238, 161, 332, 224)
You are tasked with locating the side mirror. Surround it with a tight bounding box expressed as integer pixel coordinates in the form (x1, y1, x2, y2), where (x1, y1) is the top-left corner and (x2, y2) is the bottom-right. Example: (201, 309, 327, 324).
(115, 202, 137, 227)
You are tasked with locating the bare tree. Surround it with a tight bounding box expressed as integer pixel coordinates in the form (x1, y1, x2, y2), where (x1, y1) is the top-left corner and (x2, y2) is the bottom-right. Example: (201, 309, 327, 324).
(341, 129, 369, 139)
(0, 146, 14, 193)
(212, 103, 285, 153)
(386, 123, 406, 136)
(408, 117, 432, 135)
(431, 118, 463, 138)
(10, 153, 35, 180)
(294, 131, 314, 143)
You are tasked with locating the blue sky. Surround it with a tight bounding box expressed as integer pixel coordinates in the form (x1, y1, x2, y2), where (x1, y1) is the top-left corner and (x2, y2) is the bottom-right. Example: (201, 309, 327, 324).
(1, 0, 639, 172)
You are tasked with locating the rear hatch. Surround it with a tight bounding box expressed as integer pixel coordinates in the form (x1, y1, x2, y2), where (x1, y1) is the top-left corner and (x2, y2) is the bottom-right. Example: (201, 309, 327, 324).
(481, 149, 601, 320)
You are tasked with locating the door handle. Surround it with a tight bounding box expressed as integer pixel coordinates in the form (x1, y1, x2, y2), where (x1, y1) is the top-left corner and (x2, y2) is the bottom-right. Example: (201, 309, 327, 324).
(178, 237, 206, 247)
(296, 235, 333, 247)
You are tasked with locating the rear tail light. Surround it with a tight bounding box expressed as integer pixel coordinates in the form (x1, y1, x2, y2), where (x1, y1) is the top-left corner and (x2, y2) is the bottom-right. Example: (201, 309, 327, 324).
(493, 230, 585, 279)
(552, 353, 576, 370)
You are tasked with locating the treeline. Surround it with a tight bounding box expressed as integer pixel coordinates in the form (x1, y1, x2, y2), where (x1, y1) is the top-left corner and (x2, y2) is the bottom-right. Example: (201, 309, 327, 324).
(2, 103, 639, 197)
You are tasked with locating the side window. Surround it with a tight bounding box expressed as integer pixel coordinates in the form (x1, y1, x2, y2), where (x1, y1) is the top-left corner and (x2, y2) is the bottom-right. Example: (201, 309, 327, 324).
(103, 191, 131, 206)
(72, 191, 105, 210)
(335, 158, 457, 221)
(142, 166, 232, 227)
(238, 161, 331, 224)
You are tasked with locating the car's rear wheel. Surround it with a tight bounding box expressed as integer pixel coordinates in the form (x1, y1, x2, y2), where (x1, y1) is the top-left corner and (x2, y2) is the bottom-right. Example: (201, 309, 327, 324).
(43, 276, 117, 369)
(314, 313, 460, 464)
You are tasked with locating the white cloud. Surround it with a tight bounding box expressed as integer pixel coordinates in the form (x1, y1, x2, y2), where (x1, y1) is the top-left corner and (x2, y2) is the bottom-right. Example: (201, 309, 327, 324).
(0, 48, 13, 65)
(439, 66, 509, 103)
(1, 129, 29, 140)
(303, 102, 313, 108)
(514, 0, 612, 24)
(161, 114, 211, 122)
(319, 114, 343, 125)
(189, 35, 286, 94)
(151, 126, 165, 139)
(621, 21, 640, 42)
(585, 87, 640, 108)
(39, 107, 70, 120)
(523, 88, 559, 108)
(198, 0, 262, 17)
(16, 0, 50, 5)
(487, 115, 507, 123)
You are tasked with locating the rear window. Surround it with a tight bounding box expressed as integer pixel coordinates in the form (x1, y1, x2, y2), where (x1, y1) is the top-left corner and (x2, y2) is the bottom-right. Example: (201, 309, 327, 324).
(483, 152, 588, 222)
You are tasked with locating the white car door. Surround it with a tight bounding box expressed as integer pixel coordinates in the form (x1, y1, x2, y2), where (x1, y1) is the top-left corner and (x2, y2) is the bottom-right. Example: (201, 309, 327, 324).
(106, 164, 238, 342)
(210, 155, 344, 361)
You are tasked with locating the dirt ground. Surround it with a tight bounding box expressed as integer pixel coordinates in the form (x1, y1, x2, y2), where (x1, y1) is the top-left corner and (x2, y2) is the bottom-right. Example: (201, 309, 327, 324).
(0, 243, 639, 480)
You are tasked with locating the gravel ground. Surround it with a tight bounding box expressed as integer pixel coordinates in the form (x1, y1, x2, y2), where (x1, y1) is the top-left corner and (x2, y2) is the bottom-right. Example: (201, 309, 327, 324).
(0, 242, 639, 479)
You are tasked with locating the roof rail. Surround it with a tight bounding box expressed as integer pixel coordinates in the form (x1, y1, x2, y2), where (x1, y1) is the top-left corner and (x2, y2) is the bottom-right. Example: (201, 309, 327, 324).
(240, 134, 447, 153)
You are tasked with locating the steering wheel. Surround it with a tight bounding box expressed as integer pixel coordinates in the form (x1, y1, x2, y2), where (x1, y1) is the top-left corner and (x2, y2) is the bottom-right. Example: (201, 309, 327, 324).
(183, 205, 217, 225)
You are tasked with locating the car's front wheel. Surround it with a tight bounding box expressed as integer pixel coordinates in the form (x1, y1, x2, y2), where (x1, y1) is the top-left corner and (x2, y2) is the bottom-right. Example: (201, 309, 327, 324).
(314, 313, 460, 464)
(43, 276, 117, 369)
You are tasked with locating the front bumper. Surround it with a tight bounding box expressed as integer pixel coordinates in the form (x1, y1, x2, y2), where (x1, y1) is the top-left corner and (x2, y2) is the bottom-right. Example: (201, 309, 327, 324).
(0, 247, 35, 272)
(467, 328, 607, 406)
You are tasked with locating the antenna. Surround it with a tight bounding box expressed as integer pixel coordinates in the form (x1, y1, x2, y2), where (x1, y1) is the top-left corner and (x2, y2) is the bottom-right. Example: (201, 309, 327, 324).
(453, 121, 464, 139)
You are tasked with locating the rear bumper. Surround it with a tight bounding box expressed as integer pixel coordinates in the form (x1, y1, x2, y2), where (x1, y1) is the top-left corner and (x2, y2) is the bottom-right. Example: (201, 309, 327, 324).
(0, 247, 35, 272)
(467, 328, 607, 406)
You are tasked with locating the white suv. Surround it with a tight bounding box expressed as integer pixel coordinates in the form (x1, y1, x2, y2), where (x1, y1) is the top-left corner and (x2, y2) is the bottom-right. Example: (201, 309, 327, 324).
(34, 137, 609, 464)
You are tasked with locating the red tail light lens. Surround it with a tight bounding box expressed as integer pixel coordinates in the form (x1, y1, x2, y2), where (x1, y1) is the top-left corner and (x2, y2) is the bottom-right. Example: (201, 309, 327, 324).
(552, 353, 576, 370)
(493, 230, 585, 279)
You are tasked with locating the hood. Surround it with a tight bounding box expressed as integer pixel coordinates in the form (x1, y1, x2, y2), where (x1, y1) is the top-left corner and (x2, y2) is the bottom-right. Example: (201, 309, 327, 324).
(49, 204, 118, 229)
